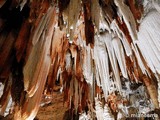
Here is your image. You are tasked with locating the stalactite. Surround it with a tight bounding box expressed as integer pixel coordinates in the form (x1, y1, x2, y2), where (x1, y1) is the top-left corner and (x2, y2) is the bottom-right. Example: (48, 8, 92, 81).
(61, 0, 81, 41)
(82, 0, 94, 47)
(0, 0, 160, 120)
(142, 75, 159, 109)
(114, 0, 138, 41)
(91, 0, 100, 30)
(0, 75, 12, 117)
(15, 20, 31, 62)
(0, 0, 6, 8)
(23, 7, 56, 97)
(94, 35, 110, 99)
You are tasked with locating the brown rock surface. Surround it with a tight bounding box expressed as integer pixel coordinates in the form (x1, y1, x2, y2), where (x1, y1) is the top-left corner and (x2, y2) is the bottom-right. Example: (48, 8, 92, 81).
(36, 92, 68, 120)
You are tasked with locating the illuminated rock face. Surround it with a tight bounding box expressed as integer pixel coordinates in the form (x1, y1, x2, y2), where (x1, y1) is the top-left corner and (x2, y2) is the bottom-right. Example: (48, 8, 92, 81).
(0, 0, 160, 120)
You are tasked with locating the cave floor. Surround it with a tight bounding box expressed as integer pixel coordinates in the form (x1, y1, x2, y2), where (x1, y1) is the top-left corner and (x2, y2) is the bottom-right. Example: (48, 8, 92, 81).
(36, 92, 68, 120)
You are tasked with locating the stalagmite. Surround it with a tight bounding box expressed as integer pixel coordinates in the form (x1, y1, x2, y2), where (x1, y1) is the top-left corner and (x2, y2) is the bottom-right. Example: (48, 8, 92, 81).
(103, 104, 114, 120)
(95, 98, 104, 120)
